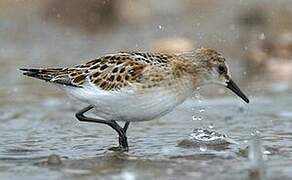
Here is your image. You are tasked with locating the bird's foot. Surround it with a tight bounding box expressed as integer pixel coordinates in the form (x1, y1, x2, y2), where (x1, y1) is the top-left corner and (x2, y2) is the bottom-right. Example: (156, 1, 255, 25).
(108, 145, 129, 152)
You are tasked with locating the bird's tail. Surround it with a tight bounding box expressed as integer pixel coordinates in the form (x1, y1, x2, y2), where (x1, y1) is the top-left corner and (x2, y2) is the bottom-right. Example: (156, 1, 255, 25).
(20, 65, 89, 87)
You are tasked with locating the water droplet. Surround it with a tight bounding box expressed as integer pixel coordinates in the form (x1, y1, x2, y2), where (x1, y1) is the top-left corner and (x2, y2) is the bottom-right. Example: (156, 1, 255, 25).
(197, 32, 204, 40)
(208, 124, 214, 129)
(259, 33, 265, 40)
(229, 24, 235, 30)
(194, 93, 200, 99)
(158, 25, 163, 30)
(263, 150, 271, 155)
(166, 168, 174, 175)
(197, 129, 204, 133)
(121, 171, 135, 180)
(199, 109, 205, 113)
(192, 116, 202, 121)
(199, 144, 207, 152)
(12, 87, 18, 93)
(251, 130, 261, 136)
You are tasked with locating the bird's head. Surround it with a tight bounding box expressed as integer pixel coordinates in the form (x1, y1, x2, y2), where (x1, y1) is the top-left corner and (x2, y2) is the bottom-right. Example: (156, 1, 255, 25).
(190, 48, 249, 103)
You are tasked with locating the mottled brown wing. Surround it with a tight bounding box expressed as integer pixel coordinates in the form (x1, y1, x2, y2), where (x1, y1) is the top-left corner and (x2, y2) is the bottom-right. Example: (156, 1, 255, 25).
(21, 52, 174, 89)
(72, 52, 176, 90)
(121, 51, 174, 65)
(74, 54, 146, 90)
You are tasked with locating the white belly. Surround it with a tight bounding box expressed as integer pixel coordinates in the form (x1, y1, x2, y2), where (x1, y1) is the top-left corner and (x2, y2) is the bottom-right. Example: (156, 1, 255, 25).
(64, 83, 192, 121)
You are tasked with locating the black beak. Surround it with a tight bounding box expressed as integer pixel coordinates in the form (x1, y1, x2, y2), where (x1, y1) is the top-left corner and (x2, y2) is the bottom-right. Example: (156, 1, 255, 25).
(226, 79, 250, 103)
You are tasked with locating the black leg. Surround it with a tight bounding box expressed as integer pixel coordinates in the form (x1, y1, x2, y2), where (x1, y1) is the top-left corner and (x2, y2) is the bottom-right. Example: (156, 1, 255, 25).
(123, 121, 130, 133)
(117, 121, 130, 147)
(75, 105, 129, 151)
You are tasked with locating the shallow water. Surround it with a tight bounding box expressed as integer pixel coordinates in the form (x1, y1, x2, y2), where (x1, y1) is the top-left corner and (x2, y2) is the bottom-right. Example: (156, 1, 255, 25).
(1, 80, 292, 180)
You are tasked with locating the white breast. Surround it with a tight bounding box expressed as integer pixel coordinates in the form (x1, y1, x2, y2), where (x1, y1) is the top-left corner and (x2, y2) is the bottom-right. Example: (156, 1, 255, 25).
(64, 82, 192, 122)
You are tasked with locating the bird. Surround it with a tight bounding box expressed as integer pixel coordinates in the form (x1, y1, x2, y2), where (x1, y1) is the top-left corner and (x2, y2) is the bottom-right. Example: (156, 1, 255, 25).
(20, 48, 250, 151)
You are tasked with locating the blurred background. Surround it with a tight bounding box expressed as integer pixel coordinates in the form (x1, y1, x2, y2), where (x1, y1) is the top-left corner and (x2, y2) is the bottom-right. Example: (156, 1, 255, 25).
(1, 0, 292, 180)
(1, 0, 292, 99)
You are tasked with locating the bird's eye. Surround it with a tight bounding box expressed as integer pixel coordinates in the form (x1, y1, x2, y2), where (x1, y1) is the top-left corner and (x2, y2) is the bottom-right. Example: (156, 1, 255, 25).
(218, 65, 226, 74)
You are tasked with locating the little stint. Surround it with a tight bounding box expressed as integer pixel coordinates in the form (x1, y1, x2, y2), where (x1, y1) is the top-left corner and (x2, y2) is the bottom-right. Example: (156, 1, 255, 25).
(20, 48, 249, 151)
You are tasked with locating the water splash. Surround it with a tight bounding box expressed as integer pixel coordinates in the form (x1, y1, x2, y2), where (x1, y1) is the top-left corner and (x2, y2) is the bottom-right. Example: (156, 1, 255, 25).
(178, 128, 238, 151)
(248, 133, 267, 180)
(189, 128, 238, 146)
(191, 91, 205, 122)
